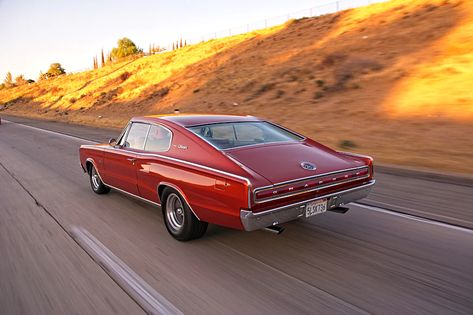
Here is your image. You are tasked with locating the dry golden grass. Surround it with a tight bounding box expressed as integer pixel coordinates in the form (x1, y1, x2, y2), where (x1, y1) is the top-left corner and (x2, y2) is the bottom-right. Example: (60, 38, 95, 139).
(1, 0, 472, 174)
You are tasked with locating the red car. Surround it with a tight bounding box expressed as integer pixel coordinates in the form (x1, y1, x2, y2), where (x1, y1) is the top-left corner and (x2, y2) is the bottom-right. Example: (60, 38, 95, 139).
(80, 115, 375, 241)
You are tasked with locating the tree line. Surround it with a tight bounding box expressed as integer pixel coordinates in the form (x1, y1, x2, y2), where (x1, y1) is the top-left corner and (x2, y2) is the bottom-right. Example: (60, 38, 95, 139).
(1, 37, 191, 90)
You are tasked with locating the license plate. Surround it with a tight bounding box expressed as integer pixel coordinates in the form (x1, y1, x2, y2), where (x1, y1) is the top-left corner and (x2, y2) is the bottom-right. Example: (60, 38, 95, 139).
(305, 199, 327, 218)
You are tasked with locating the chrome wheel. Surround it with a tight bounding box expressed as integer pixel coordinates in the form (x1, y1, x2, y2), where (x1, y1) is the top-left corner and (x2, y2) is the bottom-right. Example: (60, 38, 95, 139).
(165, 193, 185, 232)
(88, 164, 110, 195)
(91, 168, 100, 190)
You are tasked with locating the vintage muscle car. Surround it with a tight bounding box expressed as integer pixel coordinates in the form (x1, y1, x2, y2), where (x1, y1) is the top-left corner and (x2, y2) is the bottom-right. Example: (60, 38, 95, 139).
(79, 115, 375, 241)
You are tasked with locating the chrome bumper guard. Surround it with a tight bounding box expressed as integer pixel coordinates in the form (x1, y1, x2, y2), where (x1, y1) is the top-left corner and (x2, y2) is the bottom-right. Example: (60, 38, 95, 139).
(240, 180, 375, 231)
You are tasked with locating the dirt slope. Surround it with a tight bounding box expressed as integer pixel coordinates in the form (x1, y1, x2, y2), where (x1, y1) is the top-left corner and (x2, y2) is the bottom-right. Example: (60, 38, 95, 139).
(1, 0, 472, 174)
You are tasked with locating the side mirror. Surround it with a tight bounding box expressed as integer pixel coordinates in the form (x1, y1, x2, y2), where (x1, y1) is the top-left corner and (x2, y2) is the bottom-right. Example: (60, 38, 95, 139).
(108, 138, 117, 146)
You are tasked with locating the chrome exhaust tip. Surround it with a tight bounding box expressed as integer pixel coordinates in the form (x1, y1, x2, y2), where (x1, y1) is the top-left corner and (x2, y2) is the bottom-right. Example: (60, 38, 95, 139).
(264, 225, 285, 235)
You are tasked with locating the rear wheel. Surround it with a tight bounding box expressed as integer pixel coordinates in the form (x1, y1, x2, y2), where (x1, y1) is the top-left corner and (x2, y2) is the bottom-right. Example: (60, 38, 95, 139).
(161, 187, 207, 241)
(89, 164, 110, 194)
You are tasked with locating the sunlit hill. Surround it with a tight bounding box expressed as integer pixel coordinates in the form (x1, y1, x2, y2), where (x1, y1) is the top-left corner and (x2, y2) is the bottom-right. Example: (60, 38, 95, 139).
(1, 0, 472, 174)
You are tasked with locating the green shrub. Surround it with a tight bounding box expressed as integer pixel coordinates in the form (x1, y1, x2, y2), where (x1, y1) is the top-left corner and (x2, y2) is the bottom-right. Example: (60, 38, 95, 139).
(111, 38, 142, 60)
(315, 79, 325, 87)
(47, 63, 66, 77)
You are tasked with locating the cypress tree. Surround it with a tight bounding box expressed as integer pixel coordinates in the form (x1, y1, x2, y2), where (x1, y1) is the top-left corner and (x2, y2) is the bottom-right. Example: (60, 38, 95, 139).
(4, 72, 13, 85)
(101, 49, 105, 67)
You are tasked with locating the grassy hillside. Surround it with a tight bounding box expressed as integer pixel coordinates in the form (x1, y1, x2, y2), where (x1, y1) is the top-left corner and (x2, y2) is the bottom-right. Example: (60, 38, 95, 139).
(1, 0, 472, 174)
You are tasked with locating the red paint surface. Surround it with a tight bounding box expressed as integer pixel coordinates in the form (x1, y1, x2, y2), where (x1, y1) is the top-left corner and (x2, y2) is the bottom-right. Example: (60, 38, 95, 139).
(80, 115, 373, 230)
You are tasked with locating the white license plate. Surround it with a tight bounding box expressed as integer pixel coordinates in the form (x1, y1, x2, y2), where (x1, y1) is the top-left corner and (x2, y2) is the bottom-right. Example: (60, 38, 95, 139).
(305, 199, 327, 218)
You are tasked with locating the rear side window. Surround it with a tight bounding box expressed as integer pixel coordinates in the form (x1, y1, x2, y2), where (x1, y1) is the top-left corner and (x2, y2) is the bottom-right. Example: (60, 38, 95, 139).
(144, 125, 172, 152)
(123, 123, 150, 150)
(188, 121, 303, 150)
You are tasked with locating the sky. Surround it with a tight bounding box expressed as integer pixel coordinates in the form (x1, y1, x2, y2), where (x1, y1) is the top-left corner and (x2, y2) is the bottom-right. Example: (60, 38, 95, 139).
(0, 0, 348, 81)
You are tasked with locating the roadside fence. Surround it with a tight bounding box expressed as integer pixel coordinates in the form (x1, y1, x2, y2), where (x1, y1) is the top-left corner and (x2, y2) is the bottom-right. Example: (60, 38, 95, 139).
(162, 0, 388, 51)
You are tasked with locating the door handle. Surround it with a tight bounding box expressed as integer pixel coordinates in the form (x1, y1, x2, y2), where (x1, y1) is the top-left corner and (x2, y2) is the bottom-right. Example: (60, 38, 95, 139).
(127, 158, 136, 163)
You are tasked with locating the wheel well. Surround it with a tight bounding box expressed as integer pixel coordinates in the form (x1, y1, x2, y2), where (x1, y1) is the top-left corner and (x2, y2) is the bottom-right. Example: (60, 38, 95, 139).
(85, 161, 93, 175)
(158, 184, 168, 202)
(157, 184, 201, 221)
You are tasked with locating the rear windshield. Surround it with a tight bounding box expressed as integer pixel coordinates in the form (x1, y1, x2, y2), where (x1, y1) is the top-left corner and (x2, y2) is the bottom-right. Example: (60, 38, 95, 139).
(187, 121, 303, 150)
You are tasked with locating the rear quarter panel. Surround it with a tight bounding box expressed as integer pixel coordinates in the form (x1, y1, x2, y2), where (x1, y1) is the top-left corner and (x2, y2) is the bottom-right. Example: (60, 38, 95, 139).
(151, 160, 248, 229)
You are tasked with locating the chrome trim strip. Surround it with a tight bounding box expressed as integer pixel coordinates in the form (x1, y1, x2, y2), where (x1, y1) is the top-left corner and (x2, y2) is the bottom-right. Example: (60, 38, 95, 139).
(254, 165, 369, 193)
(251, 180, 375, 217)
(240, 180, 375, 231)
(84, 144, 250, 185)
(101, 147, 251, 185)
(158, 182, 200, 220)
(108, 184, 162, 207)
(254, 174, 371, 204)
(265, 121, 307, 141)
(338, 151, 374, 161)
(184, 119, 261, 128)
(84, 150, 248, 219)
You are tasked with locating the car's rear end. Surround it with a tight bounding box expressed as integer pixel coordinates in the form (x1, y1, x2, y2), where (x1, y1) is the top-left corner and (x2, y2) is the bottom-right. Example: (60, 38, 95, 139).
(185, 117, 375, 231)
(240, 154, 374, 231)
(225, 140, 375, 231)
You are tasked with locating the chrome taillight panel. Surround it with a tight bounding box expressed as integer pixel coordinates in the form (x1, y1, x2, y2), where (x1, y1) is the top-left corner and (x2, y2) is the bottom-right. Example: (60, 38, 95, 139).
(253, 166, 370, 204)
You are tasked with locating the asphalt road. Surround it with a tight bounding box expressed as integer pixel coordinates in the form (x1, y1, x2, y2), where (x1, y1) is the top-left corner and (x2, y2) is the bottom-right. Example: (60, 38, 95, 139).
(1, 117, 472, 314)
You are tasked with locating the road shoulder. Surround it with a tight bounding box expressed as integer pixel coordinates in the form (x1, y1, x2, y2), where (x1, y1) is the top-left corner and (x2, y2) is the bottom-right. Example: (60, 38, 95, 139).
(0, 163, 143, 314)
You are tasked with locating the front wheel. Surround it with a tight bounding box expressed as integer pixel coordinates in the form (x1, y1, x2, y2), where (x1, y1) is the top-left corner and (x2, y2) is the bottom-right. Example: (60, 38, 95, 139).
(161, 188, 207, 241)
(89, 165, 110, 194)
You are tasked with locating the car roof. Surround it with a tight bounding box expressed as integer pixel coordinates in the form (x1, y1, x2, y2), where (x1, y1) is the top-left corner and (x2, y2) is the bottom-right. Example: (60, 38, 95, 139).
(136, 114, 262, 127)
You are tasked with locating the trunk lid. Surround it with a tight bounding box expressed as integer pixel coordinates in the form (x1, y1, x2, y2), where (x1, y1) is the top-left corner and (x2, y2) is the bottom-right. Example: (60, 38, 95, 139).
(227, 141, 364, 184)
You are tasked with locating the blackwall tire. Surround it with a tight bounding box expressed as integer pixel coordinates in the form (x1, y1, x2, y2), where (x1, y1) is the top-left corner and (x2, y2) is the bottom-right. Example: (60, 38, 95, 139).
(161, 187, 207, 241)
(89, 165, 110, 195)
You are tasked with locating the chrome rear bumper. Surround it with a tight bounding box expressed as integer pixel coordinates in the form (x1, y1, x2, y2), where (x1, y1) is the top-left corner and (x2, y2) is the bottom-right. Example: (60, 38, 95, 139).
(240, 180, 375, 231)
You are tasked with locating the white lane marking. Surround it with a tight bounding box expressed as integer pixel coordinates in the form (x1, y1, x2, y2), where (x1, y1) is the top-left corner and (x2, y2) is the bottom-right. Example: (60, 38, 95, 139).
(353, 202, 473, 235)
(6, 119, 473, 236)
(69, 226, 183, 315)
(362, 198, 473, 225)
(3, 119, 97, 144)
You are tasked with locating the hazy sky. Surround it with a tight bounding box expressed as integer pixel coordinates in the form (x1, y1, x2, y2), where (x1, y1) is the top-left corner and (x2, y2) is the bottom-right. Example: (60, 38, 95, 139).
(0, 0, 346, 80)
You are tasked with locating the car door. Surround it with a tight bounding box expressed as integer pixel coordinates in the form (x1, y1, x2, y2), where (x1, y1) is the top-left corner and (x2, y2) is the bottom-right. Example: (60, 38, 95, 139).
(136, 124, 173, 203)
(104, 122, 150, 196)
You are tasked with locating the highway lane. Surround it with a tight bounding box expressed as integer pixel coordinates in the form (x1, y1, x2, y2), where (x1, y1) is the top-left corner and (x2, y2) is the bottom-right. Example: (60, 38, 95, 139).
(4, 114, 473, 229)
(0, 119, 472, 314)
